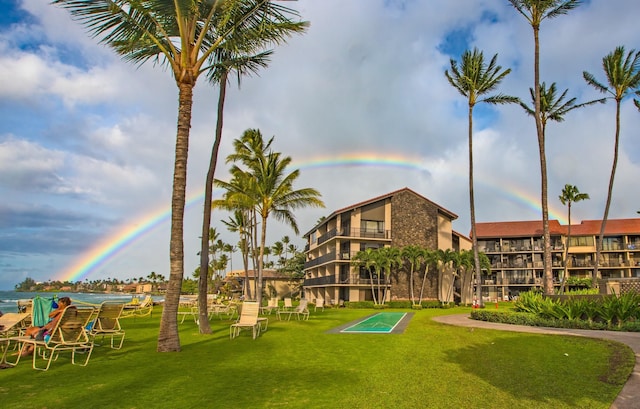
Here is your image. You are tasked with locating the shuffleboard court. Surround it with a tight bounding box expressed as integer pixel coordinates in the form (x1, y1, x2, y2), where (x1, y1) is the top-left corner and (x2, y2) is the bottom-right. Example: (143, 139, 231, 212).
(338, 312, 410, 334)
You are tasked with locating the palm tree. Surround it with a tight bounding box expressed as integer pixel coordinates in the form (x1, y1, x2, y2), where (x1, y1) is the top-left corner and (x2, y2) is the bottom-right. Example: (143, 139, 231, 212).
(377, 247, 402, 304)
(509, 0, 581, 295)
(52, 0, 308, 352)
(558, 184, 590, 294)
(217, 129, 324, 306)
(401, 245, 426, 306)
(198, 49, 273, 334)
(351, 248, 380, 305)
(584, 46, 640, 285)
(445, 48, 517, 307)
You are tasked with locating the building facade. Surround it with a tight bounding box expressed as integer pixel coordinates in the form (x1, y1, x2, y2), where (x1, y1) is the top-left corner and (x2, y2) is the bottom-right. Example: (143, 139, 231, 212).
(302, 188, 470, 303)
(475, 219, 640, 300)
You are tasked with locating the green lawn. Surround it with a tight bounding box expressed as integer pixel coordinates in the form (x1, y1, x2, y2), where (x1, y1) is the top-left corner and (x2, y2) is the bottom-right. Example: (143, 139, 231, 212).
(0, 305, 633, 409)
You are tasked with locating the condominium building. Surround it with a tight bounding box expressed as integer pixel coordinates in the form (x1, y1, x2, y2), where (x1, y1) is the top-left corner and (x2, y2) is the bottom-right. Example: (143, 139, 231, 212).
(302, 188, 470, 303)
(475, 219, 640, 300)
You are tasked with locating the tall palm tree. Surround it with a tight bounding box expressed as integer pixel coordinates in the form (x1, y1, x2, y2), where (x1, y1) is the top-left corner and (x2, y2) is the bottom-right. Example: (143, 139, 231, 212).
(584, 46, 640, 285)
(217, 129, 324, 306)
(520, 82, 606, 134)
(445, 48, 517, 307)
(558, 184, 589, 294)
(377, 247, 402, 304)
(52, 0, 308, 352)
(351, 248, 380, 305)
(401, 245, 426, 306)
(509, 0, 582, 295)
(198, 49, 273, 334)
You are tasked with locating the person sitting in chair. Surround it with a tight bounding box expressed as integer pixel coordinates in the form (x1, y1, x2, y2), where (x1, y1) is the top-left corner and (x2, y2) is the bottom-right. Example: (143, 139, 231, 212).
(21, 297, 72, 356)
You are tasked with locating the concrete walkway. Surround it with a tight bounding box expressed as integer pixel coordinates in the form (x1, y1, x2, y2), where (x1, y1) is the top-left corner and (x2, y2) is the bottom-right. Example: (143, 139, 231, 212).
(433, 314, 640, 409)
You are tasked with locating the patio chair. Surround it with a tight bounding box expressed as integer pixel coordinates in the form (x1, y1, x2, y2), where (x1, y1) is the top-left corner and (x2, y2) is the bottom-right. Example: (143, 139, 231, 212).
(230, 302, 261, 340)
(277, 299, 310, 321)
(2, 306, 95, 371)
(0, 313, 30, 338)
(282, 298, 293, 311)
(89, 302, 125, 349)
(260, 298, 279, 315)
(122, 295, 153, 318)
(314, 299, 325, 312)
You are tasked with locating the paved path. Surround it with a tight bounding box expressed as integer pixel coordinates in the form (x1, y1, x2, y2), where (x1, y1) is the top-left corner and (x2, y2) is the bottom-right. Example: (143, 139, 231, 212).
(433, 314, 640, 409)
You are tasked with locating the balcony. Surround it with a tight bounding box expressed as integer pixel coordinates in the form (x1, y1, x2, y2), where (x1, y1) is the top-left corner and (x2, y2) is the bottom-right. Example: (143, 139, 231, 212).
(317, 227, 391, 245)
(303, 274, 388, 287)
(304, 251, 336, 268)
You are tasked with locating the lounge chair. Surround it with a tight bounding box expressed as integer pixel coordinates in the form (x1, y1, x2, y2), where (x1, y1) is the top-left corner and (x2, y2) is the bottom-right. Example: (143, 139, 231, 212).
(277, 299, 310, 321)
(260, 298, 279, 315)
(89, 302, 125, 349)
(2, 306, 95, 371)
(0, 313, 30, 338)
(230, 302, 261, 340)
(122, 295, 153, 318)
(314, 299, 325, 312)
(282, 297, 293, 311)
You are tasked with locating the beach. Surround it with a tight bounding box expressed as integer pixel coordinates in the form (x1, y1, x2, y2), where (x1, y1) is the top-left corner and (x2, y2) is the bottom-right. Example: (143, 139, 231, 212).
(0, 290, 162, 313)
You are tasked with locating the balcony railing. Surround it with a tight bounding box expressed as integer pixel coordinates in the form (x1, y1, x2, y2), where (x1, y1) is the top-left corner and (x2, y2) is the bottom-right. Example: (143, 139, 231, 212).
(303, 274, 388, 287)
(304, 251, 336, 268)
(317, 227, 391, 245)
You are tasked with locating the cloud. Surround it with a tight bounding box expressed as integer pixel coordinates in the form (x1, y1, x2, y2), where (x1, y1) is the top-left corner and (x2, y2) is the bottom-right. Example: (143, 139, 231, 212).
(1, 0, 639, 290)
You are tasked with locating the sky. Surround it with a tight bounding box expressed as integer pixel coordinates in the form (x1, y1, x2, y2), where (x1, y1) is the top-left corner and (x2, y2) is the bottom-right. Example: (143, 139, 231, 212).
(1, 0, 639, 291)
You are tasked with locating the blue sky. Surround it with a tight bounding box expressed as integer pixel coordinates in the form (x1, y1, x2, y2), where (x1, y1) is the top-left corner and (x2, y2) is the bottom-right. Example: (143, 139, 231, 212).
(1, 0, 639, 290)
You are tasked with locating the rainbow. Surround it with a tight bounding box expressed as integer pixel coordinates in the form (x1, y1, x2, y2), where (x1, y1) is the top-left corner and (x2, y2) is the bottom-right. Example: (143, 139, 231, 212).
(58, 152, 567, 282)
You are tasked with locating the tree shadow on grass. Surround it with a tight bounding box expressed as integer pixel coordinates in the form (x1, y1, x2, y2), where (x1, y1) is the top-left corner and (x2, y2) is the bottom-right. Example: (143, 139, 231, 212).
(441, 333, 617, 408)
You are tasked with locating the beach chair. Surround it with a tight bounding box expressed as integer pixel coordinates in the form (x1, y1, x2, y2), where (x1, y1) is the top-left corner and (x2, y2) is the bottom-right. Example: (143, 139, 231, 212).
(230, 302, 261, 340)
(314, 298, 325, 312)
(122, 295, 153, 318)
(0, 313, 30, 339)
(89, 302, 125, 349)
(260, 298, 279, 315)
(282, 298, 293, 311)
(2, 306, 95, 371)
(277, 299, 310, 321)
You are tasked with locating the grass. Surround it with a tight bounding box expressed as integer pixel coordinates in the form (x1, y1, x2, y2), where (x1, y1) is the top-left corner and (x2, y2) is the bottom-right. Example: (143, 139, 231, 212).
(0, 305, 634, 409)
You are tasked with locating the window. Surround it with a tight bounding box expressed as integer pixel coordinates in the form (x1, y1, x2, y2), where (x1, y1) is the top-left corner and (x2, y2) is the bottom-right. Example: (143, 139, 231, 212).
(568, 236, 594, 246)
(362, 220, 384, 233)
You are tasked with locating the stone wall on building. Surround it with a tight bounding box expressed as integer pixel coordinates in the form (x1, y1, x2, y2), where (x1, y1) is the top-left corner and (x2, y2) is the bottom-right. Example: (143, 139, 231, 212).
(389, 190, 441, 300)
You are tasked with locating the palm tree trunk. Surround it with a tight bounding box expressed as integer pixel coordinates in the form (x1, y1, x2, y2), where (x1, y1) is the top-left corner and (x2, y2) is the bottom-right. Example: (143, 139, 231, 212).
(594, 101, 621, 286)
(532, 24, 553, 295)
(197, 71, 228, 334)
(560, 203, 572, 294)
(158, 81, 194, 352)
(257, 212, 268, 307)
(469, 105, 483, 307)
(368, 268, 378, 305)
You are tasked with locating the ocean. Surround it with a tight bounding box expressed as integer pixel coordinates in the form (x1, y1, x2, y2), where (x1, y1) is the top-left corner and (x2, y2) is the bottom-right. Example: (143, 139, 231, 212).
(0, 291, 164, 313)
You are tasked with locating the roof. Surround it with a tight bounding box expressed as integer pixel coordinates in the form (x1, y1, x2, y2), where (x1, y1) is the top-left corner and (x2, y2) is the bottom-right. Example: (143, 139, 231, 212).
(474, 220, 566, 238)
(475, 218, 640, 238)
(570, 219, 640, 236)
(303, 187, 458, 237)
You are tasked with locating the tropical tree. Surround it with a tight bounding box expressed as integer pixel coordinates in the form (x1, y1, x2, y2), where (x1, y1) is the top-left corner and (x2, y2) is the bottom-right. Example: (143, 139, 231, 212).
(351, 248, 380, 305)
(216, 129, 324, 306)
(583, 46, 640, 285)
(401, 245, 426, 306)
(432, 249, 457, 304)
(558, 184, 590, 294)
(445, 47, 517, 307)
(52, 0, 308, 352)
(198, 48, 274, 334)
(221, 209, 253, 299)
(377, 247, 402, 304)
(419, 249, 438, 305)
(509, 0, 582, 295)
